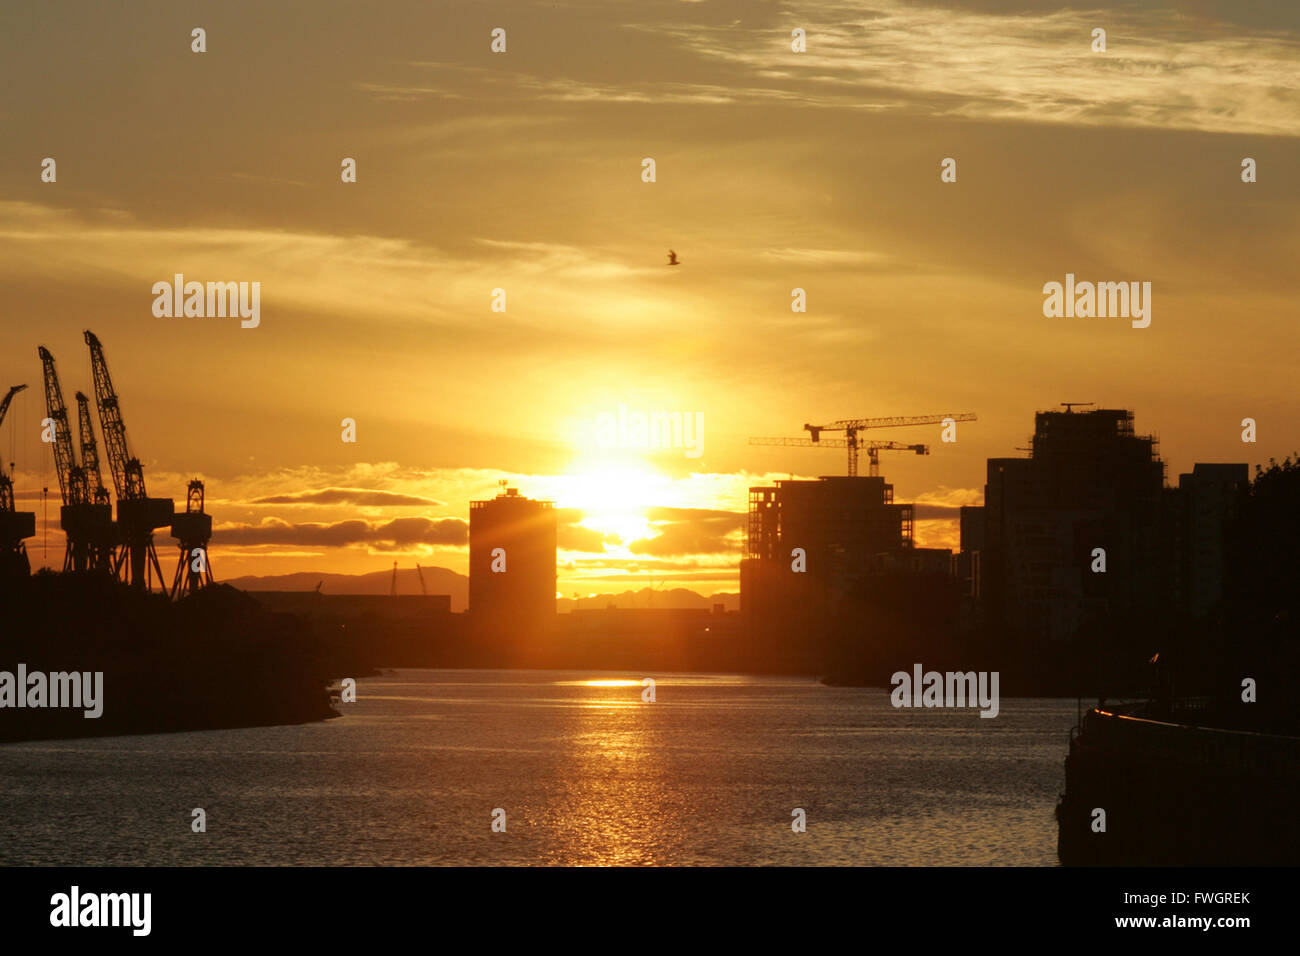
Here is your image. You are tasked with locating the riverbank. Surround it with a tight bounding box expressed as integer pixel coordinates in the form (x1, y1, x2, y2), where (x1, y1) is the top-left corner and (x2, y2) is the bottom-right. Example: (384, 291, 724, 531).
(0, 574, 362, 744)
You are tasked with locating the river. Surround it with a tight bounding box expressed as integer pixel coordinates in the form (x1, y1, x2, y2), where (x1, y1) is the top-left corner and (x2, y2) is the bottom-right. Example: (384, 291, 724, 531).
(0, 669, 1077, 865)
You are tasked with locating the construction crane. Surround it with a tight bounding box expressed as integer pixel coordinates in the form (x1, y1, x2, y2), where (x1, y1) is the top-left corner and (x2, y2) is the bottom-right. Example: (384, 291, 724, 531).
(84, 331, 174, 590)
(170, 479, 213, 599)
(751, 413, 977, 476)
(38, 347, 114, 573)
(0, 384, 36, 579)
(749, 437, 929, 477)
(415, 562, 428, 596)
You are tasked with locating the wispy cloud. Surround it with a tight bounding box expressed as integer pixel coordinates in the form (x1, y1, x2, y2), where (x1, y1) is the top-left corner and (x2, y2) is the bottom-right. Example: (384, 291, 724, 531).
(631, 1, 1300, 135)
(362, 62, 805, 107)
(358, 4, 1299, 135)
(248, 488, 445, 507)
(761, 247, 892, 267)
(0, 202, 659, 330)
(215, 515, 468, 549)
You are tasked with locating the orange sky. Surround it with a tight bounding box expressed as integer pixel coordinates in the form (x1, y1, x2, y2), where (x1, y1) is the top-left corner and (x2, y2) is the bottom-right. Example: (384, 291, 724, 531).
(1, 0, 1297, 594)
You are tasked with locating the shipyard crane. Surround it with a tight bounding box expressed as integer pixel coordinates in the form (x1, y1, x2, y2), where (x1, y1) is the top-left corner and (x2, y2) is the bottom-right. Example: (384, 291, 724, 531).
(73, 390, 117, 573)
(0, 384, 25, 437)
(751, 413, 977, 476)
(415, 562, 429, 596)
(84, 330, 173, 590)
(748, 437, 930, 477)
(74, 392, 110, 506)
(170, 479, 213, 599)
(38, 349, 87, 509)
(38, 347, 114, 573)
(0, 384, 36, 579)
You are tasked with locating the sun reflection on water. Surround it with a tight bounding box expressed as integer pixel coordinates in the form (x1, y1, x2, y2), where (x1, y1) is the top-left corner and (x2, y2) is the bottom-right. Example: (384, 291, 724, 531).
(543, 674, 672, 864)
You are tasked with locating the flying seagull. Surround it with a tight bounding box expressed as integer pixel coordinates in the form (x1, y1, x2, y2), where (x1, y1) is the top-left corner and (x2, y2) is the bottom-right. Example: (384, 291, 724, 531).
(667, 250, 680, 266)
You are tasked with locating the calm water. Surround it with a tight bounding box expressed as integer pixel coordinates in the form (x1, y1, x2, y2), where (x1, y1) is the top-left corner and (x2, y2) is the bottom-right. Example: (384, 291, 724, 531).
(0, 670, 1076, 866)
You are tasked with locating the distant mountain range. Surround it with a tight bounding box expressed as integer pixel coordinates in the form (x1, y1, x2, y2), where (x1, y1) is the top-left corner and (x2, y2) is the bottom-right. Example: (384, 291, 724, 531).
(222, 567, 468, 606)
(221, 567, 738, 613)
(559, 588, 739, 613)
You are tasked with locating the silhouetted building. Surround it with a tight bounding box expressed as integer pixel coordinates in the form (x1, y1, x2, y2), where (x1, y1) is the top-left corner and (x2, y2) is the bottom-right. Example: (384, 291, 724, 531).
(469, 486, 556, 626)
(742, 475, 913, 611)
(867, 547, 953, 574)
(1162, 463, 1249, 620)
(740, 475, 923, 670)
(978, 408, 1165, 644)
(960, 505, 986, 552)
(957, 505, 986, 598)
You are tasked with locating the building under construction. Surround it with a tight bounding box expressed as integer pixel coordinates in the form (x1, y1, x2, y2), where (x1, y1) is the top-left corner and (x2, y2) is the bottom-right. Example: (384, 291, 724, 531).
(740, 474, 949, 671)
(743, 475, 915, 607)
(962, 406, 1167, 645)
(741, 413, 976, 672)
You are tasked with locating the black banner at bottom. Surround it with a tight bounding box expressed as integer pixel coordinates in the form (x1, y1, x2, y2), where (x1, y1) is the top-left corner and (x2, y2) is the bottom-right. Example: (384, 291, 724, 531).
(0, 865, 1277, 942)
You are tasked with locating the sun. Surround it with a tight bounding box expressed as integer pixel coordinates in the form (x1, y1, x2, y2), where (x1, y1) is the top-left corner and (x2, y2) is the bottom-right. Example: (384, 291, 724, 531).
(554, 462, 668, 548)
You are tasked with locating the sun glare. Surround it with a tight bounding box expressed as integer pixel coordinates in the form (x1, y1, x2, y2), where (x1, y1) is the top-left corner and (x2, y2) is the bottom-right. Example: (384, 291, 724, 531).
(556, 463, 669, 548)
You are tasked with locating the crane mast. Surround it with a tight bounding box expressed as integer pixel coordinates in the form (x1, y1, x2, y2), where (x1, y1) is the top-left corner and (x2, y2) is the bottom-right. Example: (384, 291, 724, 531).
(84, 330, 172, 590)
(75, 391, 110, 505)
(38, 347, 114, 572)
(0, 384, 26, 506)
(85, 330, 145, 501)
(0, 384, 36, 578)
(0, 384, 25, 438)
(37, 348, 87, 506)
(74, 388, 116, 573)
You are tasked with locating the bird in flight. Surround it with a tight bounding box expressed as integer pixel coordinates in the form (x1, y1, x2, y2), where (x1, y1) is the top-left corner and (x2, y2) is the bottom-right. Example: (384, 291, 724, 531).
(667, 250, 680, 266)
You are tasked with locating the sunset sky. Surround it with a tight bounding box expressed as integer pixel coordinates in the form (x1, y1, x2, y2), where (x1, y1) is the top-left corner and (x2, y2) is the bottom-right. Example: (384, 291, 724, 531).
(1, 0, 1296, 595)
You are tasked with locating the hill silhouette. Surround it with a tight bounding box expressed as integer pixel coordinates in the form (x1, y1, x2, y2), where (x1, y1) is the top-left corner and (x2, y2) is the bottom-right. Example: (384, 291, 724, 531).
(222, 566, 738, 613)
